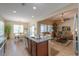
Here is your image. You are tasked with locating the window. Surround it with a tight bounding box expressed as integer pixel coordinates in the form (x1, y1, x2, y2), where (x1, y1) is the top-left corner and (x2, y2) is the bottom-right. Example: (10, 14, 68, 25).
(40, 24, 48, 32)
(40, 24, 53, 32)
(44, 25, 48, 32)
(40, 24, 45, 32)
(30, 25, 35, 37)
(48, 25, 53, 32)
(13, 24, 23, 34)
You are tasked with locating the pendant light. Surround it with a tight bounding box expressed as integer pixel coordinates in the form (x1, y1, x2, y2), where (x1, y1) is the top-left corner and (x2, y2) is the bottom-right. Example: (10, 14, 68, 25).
(61, 13, 64, 22)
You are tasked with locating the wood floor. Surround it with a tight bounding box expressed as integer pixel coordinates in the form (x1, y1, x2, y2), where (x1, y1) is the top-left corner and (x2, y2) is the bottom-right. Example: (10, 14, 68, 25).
(5, 39, 30, 56)
(4, 38, 75, 56)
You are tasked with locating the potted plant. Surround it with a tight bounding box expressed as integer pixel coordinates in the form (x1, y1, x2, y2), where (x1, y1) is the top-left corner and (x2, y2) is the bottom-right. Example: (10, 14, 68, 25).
(5, 23, 12, 39)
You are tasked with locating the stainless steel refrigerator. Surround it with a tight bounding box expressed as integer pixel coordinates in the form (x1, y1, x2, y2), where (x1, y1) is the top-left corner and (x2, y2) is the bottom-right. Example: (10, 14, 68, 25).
(0, 20, 5, 56)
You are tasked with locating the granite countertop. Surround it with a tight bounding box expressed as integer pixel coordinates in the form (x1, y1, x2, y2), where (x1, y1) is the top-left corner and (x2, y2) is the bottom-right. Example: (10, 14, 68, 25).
(49, 40, 72, 47)
(28, 37, 50, 43)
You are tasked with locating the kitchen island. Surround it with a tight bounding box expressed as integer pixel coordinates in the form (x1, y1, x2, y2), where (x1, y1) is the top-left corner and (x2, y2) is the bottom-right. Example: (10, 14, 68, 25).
(26, 37, 49, 56)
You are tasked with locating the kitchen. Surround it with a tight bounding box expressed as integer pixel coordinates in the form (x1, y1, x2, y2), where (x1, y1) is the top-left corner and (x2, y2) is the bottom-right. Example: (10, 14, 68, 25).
(0, 3, 79, 56)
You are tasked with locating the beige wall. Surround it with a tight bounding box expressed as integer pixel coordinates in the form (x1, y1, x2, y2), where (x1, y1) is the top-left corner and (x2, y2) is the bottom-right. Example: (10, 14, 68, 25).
(47, 3, 77, 20)
(37, 4, 77, 34)
(58, 18, 74, 34)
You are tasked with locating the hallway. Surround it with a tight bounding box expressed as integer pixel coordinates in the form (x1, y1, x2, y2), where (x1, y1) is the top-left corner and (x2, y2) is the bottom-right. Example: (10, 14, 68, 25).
(5, 39, 30, 56)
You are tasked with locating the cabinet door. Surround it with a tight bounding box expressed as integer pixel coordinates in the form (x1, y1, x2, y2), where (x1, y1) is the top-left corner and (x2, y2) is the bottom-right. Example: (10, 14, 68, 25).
(37, 41, 48, 56)
(28, 40, 32, 54)
(32, 41, 37, 56)
(0, 46, 4, 56)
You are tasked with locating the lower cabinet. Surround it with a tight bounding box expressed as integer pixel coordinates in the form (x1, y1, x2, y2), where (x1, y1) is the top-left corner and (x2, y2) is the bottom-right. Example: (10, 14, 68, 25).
(0, 46, 4, 56)
(37, 41, 48, 56)
(27, 39, 48, 56)
(31, 41, 37, 56)
(28, 39, 32, 55)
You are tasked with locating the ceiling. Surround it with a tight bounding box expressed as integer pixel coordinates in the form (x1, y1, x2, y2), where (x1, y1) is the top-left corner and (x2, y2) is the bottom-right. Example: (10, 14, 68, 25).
(38, 8, 77, 25)
(0, 3, 70, 23)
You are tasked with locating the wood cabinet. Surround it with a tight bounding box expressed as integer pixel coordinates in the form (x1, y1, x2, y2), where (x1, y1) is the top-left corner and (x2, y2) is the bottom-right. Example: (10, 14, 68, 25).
(28, 39, 32, 55)
(37, 41, 48, 56)
(27, 38, 48, 56)
(31, 41, 37, 55)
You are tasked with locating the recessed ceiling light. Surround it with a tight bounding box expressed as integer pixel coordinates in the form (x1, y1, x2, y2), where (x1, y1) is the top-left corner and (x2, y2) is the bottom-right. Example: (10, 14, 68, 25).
(75, 28, 77, 32)
(33, 6, 37, 10)
(13, 11, 16, 13)
(32, 16, 34, 18)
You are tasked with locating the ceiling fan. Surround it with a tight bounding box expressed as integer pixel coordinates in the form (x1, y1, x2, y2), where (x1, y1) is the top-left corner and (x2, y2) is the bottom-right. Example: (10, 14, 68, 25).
(60, 12, 70, 23)
(60, 13, 64, 22)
